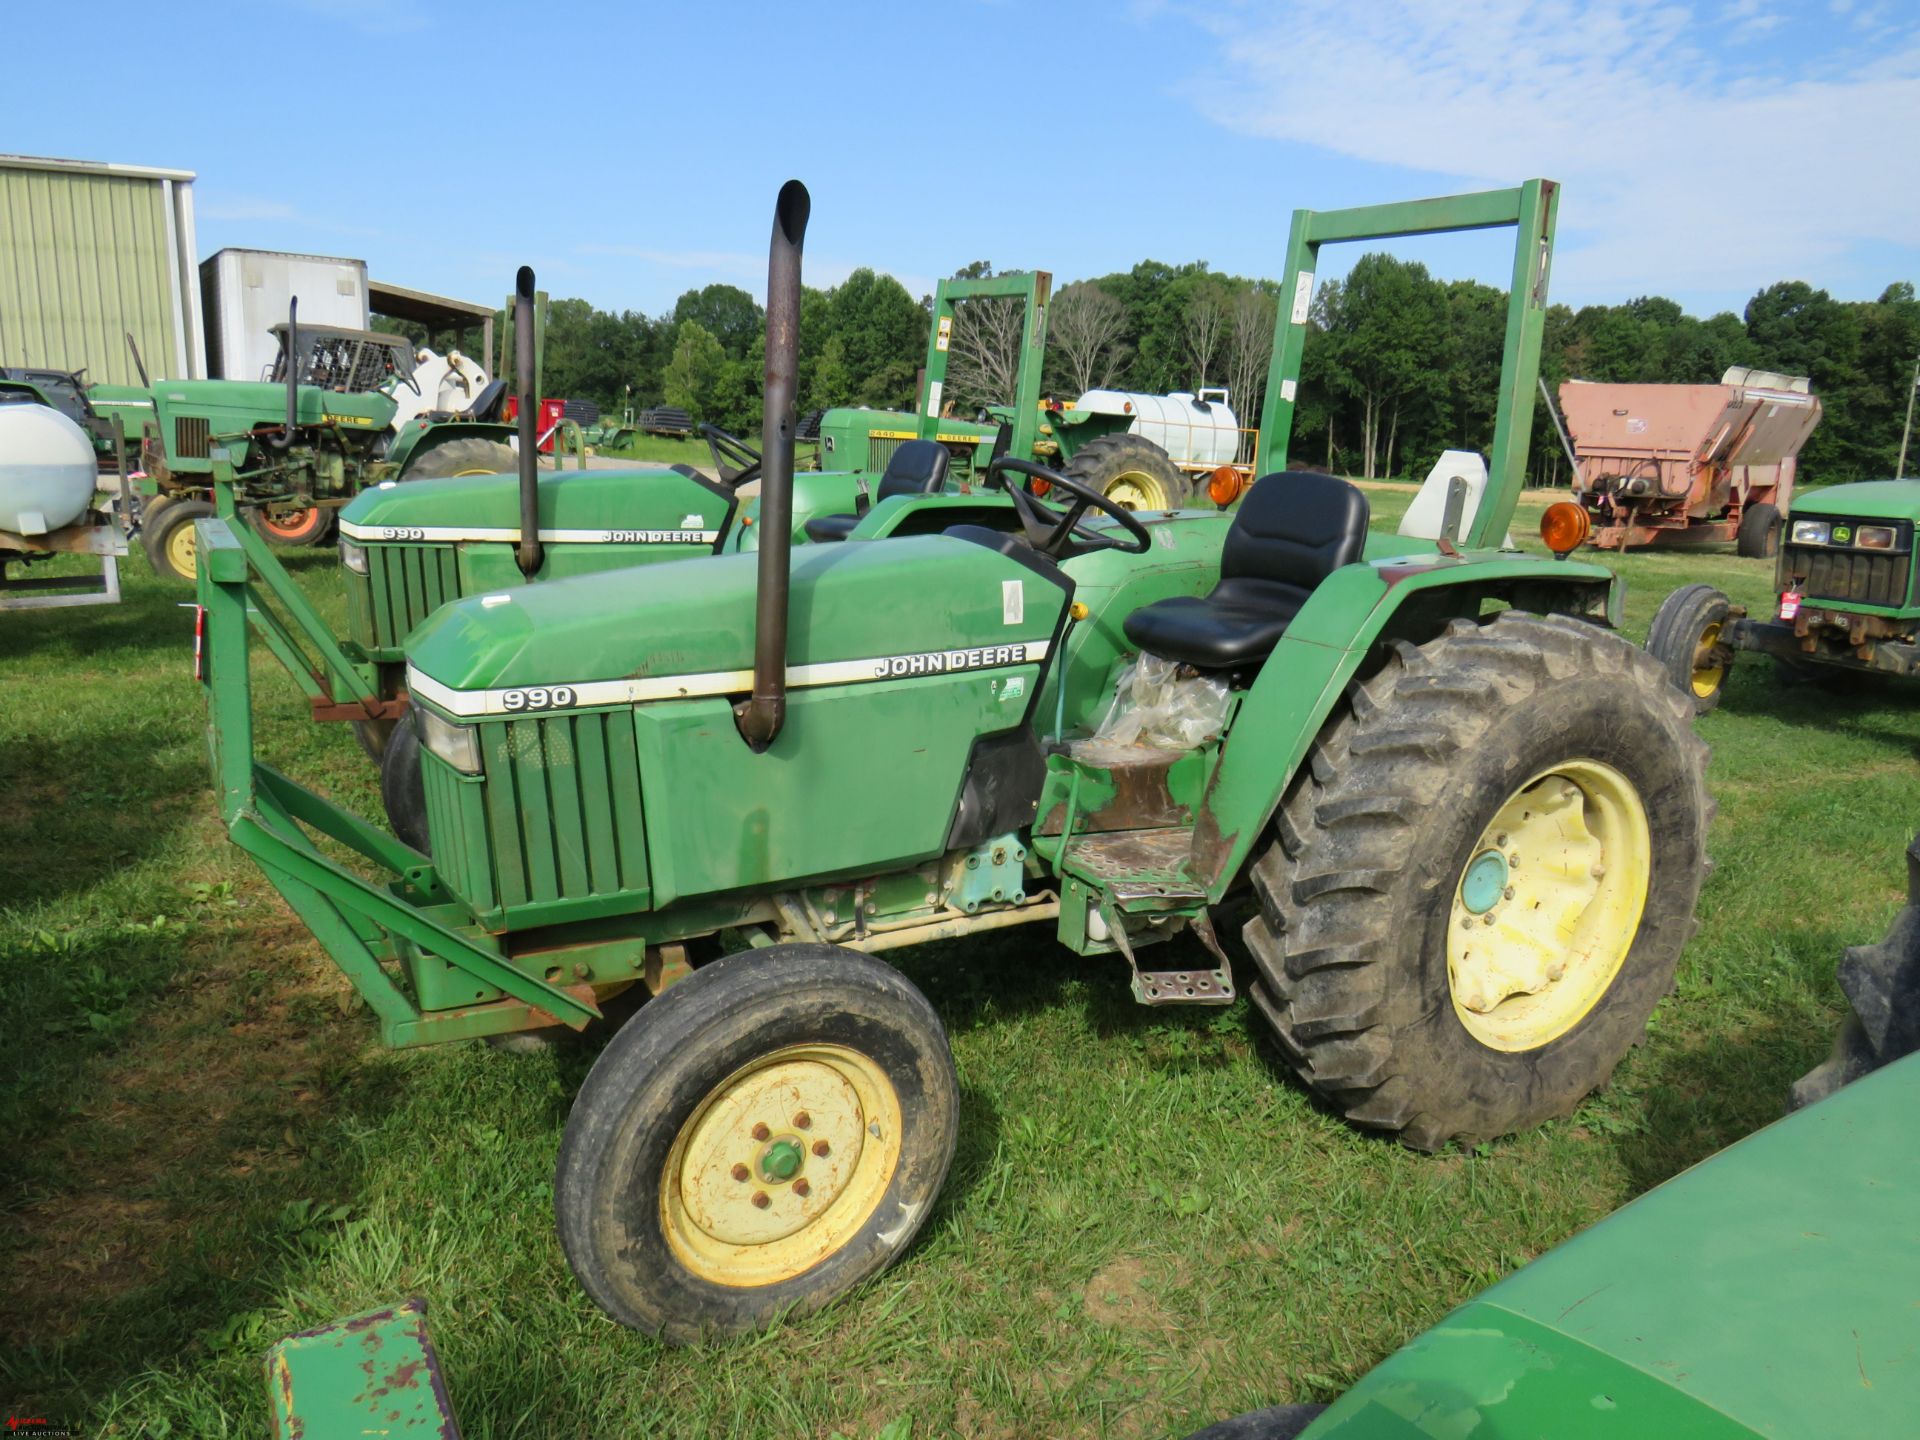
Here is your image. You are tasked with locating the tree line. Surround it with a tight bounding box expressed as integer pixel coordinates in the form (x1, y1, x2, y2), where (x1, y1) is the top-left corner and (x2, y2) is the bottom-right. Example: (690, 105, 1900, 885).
(487, 259, 1920, 486)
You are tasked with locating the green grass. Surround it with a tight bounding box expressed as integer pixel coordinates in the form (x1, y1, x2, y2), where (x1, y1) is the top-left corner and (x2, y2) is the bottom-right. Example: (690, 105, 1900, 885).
(4, 496, 1915, 1439)
(596, 432, 718, 466)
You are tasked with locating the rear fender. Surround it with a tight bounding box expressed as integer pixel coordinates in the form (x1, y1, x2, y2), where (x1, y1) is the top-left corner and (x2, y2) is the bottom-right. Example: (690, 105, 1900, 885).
(1192, 554, 1616, 894)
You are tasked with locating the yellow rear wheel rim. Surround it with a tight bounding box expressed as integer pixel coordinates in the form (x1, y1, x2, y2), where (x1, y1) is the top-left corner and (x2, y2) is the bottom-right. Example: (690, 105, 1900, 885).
(450, 466, 497, 476)
(164, 520, 198, 579)
(1690, 621, 1725, 697)
(661, 1043, 902, 1288)
(1446, 760, 1651, 1052)
(1104, 469, 1172, 510)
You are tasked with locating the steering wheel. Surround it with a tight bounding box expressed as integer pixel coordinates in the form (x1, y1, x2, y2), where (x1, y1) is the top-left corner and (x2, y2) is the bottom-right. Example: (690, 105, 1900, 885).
(986, 456, 1152, 558)
(698, 422, 762, 487)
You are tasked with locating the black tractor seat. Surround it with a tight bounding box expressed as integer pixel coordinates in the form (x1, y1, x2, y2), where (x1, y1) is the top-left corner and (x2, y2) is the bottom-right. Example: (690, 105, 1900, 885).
(1122, 471, 1369, 671)
(803, 439, 950, 542)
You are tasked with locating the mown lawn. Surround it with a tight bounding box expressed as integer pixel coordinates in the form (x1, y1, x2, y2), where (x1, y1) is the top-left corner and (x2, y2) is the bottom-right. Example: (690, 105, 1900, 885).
(2, 488, 1912, 1438)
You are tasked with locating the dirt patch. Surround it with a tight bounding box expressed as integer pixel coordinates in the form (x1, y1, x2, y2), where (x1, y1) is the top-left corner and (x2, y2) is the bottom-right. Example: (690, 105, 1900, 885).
(1082, 1254, 1171, 1334)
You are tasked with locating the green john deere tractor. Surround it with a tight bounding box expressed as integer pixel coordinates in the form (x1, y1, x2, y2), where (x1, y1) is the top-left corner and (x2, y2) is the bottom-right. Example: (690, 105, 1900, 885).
(1646, 481, 1920, 712)
(197, 176, 1713, 1342)
(138, 310, 524, 583)
(811, 270, 1192, 507)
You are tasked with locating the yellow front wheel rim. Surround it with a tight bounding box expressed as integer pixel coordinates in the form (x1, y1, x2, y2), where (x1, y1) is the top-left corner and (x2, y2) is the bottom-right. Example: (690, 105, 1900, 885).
(1690, 620, 1725, 697)
(1446, 760, 1651, 1052)
(164, 520, 198, 579)
(450, 466, 497, 476)
(1104, 469, 1171, 511)
(661, 1044, 902, 1288)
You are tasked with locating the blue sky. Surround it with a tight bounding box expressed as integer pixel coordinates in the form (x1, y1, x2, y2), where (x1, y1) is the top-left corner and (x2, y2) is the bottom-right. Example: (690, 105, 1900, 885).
(9, 0, 1918, 321)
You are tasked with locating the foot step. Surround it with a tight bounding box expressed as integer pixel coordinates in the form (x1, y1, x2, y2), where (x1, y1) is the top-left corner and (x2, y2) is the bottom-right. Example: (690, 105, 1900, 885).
(1131, 964, 1234, 1006)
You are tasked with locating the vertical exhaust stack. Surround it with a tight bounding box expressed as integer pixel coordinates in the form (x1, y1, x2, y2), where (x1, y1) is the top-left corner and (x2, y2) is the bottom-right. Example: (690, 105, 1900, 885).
(735, 179, 810, 751)
(513, 267, 544, 578)
(270, 297, 299, 449)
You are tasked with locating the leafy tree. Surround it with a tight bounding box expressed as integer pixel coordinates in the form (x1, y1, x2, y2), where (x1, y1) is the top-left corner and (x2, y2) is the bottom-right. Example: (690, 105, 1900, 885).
(663, 319, 728, 421)
(672, 284, 762, 359)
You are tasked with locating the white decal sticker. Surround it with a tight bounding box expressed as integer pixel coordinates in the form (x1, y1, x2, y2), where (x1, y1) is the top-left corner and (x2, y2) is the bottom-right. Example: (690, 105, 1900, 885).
(680, 512, 703, 527)
(925, 380, 943, 418)
(999, 675, 1027, 702)
(1626, 417, 1648, 434)
(936, 316, 953, 353)
(1280, 379, 1298, 403)
(1002, 579, 1024, 625)
(1290, 271, 1315, 325)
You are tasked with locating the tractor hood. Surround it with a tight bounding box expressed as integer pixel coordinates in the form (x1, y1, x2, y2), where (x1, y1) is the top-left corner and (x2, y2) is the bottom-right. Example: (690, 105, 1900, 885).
(1789, 479, 1920, 522)
(150, 379, 395, 432)
(339, 465, 731, 543)
(404, 533, 1066, 714)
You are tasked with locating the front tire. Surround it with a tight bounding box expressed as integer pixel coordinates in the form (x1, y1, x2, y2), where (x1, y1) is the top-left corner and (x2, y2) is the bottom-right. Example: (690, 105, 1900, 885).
(555, 945, 959, 1341)
(380, 716, 430, 853)
(401, 437, 516, 480)
(1736, 501, 1780, 559)
(1062, 433, 1192, 511)
(1645, 583, 1734, 714)
(143, 497, 215, 582)
(1242, 611, 1711, 1151)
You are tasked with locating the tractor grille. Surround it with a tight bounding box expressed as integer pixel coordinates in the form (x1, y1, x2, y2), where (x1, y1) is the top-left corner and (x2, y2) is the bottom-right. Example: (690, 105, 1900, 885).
(356, 543, 464, 654)
(867, 434, 906, 473)
(1782, 544, 1912, 609)
(173, 416, 211, 460)
(423, 709, 651, 923)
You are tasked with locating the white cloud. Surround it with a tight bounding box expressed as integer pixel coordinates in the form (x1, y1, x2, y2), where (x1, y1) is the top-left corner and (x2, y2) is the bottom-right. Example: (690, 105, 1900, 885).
(198, 194, 383, 239)
(576, 244, 933, 305)
(1184, 0, 1920, 304)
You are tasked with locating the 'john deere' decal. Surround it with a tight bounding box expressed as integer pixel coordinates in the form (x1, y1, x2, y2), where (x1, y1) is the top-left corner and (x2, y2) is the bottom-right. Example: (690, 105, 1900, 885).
(873, 645, 1031, 678)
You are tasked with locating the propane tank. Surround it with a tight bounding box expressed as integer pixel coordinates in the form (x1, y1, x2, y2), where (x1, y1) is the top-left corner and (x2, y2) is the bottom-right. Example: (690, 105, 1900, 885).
(1073, 388, 1241, 467)
(0, 403, 97, 536)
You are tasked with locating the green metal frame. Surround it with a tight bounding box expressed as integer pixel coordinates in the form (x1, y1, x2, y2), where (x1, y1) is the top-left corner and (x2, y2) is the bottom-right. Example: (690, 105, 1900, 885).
(1258, 179, 1559, 549)
(913, 271, 1052, 462)
(198, 518, 600, 1043)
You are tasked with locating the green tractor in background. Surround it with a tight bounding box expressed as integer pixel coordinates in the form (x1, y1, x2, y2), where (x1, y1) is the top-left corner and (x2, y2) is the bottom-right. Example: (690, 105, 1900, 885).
(1646, 480, 1920, 712)
(197, 176, 1714, 1342)
(137, 310, 524, 582)
(811, 269, 1194, 508)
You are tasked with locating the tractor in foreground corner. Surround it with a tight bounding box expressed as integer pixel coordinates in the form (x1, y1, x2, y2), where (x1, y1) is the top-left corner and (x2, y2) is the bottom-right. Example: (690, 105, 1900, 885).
(197, 175, 1712, 1342)
(1646, 479, 1920, 712)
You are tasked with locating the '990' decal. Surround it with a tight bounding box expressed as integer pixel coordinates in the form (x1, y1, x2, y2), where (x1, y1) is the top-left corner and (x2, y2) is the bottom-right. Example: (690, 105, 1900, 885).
(501, 685, 577, 713)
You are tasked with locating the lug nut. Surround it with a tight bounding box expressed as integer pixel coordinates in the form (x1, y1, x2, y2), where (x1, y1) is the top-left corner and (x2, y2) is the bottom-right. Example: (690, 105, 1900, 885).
(793, 1178, 811, 1198)
(751, 1122, 770, 1141)
(1495, 832, 1508, 847)
(731, 1163, 749, 1183)
(794, 1111, 811, 1129)
(1591, 863, 1607, 879)
(1482, 914, 1495, 927)
(751, 1191, 770, 1209)
(1504, 886, 1515, 900)
(812, 1139, 830, 1157)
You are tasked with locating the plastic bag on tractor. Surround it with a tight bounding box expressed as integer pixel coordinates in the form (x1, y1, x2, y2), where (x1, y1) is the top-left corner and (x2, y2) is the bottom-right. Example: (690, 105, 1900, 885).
(1095, 654, 1231, 748)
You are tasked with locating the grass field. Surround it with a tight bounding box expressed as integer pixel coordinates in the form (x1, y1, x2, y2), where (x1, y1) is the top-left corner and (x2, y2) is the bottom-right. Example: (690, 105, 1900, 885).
(3, 487, 1913, 1438)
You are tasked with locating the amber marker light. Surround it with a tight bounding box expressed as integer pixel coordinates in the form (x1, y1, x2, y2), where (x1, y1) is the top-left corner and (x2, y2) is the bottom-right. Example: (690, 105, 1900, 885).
(1541, 501, 1590, 558)
(1207, 465, 1244, 507)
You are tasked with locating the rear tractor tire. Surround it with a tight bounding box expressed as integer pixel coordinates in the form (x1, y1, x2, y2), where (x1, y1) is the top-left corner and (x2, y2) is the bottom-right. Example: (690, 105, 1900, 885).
(1062, 433, 1192, 511)
(401, 437, 517, 480)
(1241, 611, 1712, 1152)
(1645, 583, 1734, 715)
(1736, 501, 1780, 559)
(555, 945, 958, 1341)
(143, 497, 216, 583)
(248, 503, 334, 547)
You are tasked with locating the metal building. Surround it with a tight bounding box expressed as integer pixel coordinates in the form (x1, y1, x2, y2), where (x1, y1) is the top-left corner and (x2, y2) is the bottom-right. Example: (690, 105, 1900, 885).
(0, 153, 206, 385)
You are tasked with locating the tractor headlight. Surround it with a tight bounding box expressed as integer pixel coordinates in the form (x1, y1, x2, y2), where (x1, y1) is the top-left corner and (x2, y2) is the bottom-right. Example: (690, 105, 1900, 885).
(339, 539, 368, 574)
(1857, 524, 1897, 550)
(1789, 520, 1830, 545)
(417, 707, 481, 774)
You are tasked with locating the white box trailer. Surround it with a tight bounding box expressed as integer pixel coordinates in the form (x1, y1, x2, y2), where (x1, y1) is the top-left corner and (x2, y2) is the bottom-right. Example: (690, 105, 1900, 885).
(199, 248, 369, 381)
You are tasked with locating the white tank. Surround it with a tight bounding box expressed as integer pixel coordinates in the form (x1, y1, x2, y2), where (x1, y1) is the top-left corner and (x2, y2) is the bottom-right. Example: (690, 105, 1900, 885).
(0, 404, 98, 536)
(1074, 387, 1241, 467)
